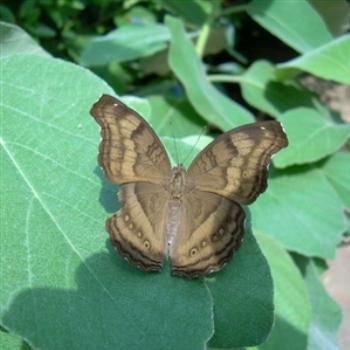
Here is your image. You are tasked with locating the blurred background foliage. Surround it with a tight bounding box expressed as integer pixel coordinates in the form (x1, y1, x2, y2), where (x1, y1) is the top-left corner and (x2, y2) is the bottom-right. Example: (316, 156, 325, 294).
(1, 0, 350, 350)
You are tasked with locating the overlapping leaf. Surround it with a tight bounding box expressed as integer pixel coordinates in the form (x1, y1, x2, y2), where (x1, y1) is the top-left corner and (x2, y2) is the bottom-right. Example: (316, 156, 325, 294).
(322, 152, 350, 208)
(80, 24, 170, 66)
(274, 108, 350, 168)
(0, 21, 48, 58)
(166, 16, 253, 130)
(293, 257, 342, 350)
(250, 166, 346, 258)
(247, 0, 333, 53)
(254, 233, 311, 350)
(278, 34, 350, 85)
(240, 60, 314, 117)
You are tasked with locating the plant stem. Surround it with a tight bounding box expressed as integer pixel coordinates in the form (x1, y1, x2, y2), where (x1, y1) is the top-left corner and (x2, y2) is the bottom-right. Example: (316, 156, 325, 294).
(219, 4, 249, 17)
(207, 74, 244, 83)
(195, 1, 219, 58)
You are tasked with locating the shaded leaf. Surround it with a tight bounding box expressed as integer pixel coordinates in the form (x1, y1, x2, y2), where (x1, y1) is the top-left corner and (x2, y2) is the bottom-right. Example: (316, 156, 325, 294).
(166, 16, 254, 131)
(207, 230, 274, 348)
(278, 34, 350, 85)
(0, 54, 214, 350)
(247, 0, 333, 53)
(274, 108, 350, 168)
(241, 60, 314, 117)
(254, 233, 311, 350)
(250, 166, 346, 258)
(80, 23, 170, 66)
(321, 152, 350, 209)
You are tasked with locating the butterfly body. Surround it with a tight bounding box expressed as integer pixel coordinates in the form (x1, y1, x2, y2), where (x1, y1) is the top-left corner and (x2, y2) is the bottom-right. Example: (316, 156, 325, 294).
(91, 94, 288, 278)
(168, 165, 188, 199)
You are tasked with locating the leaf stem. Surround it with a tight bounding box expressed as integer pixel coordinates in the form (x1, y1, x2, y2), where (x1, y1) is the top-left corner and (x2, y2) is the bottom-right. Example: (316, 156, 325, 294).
(219, 4, 249, 17)
(195, 1, 219, 58)
(207, 74, 244, 83)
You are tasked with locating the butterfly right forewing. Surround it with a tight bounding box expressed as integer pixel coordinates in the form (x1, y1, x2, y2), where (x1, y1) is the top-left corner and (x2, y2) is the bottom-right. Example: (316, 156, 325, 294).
(187, 121, 288, 204)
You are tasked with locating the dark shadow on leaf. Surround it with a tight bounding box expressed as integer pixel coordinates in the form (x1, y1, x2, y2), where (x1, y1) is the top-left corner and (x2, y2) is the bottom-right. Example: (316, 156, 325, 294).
(2, 248, 211, 350)
(93, 166, 120, 214)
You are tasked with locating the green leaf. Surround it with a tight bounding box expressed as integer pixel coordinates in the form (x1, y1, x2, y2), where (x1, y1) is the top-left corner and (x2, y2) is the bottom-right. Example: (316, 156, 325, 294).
(158, 0, 209, 26)
(321, 152, 350, 209)
(240, 60, 315, 117)
(278, 35, 350, 85)
(294, 257, 342, 350)
(80, 23, 170, 66)
(250, 167, 346, 258)
(0, 21, 48, 58)
(274, 108, 350, 168)
(254, 233, 311, 350)
(247, 0, 333, 53)
(0, 54, 214, 350)
(147, 95, 206, 138)
(207, 230, 274, 348)
(166, 16, 254, 131)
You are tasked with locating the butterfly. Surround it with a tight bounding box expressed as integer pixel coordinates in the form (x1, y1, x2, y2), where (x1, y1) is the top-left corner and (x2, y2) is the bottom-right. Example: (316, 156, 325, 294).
(90, 94, 288, 278)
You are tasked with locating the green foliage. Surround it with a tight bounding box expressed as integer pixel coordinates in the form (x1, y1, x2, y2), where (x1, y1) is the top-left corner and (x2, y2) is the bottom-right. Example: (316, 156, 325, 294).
(1, 0, 349, 349)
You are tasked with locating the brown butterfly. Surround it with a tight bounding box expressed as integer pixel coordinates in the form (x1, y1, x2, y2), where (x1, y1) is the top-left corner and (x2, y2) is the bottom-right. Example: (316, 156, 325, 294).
(90, 94, 288, 278)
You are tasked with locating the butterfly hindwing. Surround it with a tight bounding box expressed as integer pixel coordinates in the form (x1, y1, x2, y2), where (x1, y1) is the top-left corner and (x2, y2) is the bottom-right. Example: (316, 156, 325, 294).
(170, 190, 245, 278)
(107, 182, 169, 271)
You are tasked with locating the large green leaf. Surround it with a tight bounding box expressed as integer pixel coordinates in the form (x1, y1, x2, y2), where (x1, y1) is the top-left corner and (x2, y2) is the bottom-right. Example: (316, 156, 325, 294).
(240, 60, 314, 117)
(0, 21, 48, 58)
(166, 16, 254, 131)
(80, 24, 170, 66)
(207, 229, 274, 348)
(1, 52, 275, 349)
(250, 167, 346, 258)
(322, 152, 350, 209)
(254, 233, 311, 350)
(0, 54, 214, 350)
(294, 257, 342, 350)
(247, 0, 333, 53)
(278, 34, 350, 85)
(274, 108, 350, 168)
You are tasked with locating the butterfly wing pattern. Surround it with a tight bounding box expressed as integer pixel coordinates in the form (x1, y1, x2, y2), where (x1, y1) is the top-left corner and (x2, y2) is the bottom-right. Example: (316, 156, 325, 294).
(91, 95, 172, 271)
(91, 94, 288, 278)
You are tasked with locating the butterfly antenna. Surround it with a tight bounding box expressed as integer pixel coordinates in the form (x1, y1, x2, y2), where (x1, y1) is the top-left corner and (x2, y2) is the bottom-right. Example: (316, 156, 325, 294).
(169, 119, 181, 165)
(182, 126, 208, 167)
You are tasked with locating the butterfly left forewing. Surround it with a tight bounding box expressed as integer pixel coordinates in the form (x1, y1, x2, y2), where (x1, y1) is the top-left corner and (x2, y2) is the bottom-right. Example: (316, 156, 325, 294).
(187, 121, 288, 204)
(91, 94, 172, 185)
(170, 190, 245, 278)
